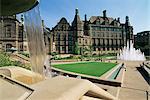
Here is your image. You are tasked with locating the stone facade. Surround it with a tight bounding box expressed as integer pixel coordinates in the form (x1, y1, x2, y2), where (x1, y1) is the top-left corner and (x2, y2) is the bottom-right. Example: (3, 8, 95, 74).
(134, 31, 150, 56)
(51, 18, 73, 54)
(0, 15, 23, 52)
(51, 9, 133, 54)
(43, 27, 51, 54)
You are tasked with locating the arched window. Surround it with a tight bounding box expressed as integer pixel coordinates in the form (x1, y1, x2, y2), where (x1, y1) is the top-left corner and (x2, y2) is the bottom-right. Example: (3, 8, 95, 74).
(6, 44, 12, 52)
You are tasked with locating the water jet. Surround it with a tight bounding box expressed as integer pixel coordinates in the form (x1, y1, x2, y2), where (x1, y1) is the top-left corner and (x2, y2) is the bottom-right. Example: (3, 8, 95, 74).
(117, 41, 146, 61)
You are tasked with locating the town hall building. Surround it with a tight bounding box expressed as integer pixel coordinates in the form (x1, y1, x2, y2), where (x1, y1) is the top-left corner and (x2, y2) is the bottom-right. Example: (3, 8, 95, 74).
(51, 9, 133, 55)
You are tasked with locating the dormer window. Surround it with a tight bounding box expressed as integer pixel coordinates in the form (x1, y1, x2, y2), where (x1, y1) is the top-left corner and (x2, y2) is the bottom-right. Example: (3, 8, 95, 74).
(96, 20, 101, 24)
(105, 19, 109, 25)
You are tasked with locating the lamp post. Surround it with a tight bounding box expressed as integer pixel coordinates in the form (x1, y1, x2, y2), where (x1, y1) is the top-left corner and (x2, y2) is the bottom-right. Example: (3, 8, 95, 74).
(82, 37, 84, 61)
(99, 47, 100, 61)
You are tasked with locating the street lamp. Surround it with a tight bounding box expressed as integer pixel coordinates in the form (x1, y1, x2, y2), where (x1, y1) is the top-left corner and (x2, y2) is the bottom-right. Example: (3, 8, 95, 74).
(82, 37, 84, 61)
(99, 47, 101, 61)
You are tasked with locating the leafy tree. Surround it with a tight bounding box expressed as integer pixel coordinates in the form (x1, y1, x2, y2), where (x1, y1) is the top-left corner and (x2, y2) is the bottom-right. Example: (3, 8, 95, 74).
(50, 52, 58, 60)
(74, 42, 80, 55)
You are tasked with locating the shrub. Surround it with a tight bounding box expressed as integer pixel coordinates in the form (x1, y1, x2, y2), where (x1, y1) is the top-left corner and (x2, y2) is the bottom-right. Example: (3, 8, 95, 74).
(20, 52, 30, 58)
(0, 52, 12, 67)
(0, 52, 31, 70)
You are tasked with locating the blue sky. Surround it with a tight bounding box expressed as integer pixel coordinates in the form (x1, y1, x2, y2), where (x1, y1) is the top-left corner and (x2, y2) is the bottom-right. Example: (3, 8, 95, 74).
(39, 0, 149, 34)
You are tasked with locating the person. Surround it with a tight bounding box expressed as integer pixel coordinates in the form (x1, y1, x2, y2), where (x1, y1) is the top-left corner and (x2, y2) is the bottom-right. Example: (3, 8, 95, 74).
(121, 63, 126, 71)
(122, 63, 124, 67)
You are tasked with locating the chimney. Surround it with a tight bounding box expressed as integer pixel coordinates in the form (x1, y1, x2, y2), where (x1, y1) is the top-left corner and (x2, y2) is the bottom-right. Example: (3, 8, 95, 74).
(117, 17, 120, 22)
(103, 10, 107, 17)
(21, 15, 24, 23)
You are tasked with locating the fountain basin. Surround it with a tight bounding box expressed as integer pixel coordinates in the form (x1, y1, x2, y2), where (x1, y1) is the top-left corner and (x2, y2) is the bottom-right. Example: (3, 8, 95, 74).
(1, 0, 39, 16)
(118, 60, 144, 67)
(0, 74, 117, 100)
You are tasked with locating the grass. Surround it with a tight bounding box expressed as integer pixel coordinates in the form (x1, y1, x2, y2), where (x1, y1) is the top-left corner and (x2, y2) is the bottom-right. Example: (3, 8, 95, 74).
(53, 62, 117, 77)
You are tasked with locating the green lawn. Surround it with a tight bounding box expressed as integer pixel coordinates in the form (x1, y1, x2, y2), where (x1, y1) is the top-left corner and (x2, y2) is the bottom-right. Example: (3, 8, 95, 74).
(53, 62, 117, 77)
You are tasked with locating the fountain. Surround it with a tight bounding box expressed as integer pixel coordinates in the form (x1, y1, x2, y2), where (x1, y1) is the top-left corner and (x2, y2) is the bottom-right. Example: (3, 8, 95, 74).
(24, 2, 49, 82)
(117, 41, 146, 61)
(1, 0, 51, 82)
(23, 0, 52, 81)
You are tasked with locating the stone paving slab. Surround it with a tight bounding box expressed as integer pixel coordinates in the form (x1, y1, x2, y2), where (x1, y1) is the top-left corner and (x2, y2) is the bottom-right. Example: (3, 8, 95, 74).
(118, 61, 150, 100)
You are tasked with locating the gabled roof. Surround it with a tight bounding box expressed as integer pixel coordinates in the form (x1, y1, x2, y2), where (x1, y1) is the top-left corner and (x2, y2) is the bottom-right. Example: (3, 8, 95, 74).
(53, 17, 70, 30)
(59, 17, 69, 24)
(89, 16, 117, 25)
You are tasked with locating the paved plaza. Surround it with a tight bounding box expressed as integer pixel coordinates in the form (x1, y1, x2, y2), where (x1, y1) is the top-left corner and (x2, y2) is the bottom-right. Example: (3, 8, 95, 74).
(118, 61, 150, 100)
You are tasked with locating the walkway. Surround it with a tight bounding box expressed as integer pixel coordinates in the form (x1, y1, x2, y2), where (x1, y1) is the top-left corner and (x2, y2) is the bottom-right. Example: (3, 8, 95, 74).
(118, 61, 150, 100)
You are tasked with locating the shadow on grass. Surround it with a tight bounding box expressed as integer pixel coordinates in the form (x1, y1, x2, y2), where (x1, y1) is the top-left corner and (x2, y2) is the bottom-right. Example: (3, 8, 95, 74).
(136, 67, 150, 85)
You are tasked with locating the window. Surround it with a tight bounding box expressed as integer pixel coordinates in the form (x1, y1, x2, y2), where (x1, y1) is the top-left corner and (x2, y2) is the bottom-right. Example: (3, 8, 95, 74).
(106, 28, 109, 31)
(0, 43, 2, 49)
(68, 41, 72, 45)
(98, 39, 100, 46)
(62, 47, 65, 51)
(93, 32, 95, 36)
(5, 25, 11, 38)
(79, 38, 81, 43)
(85, 39, 87, 44)
(93, 39, 96, 46)
(68, 36, 72, 41)
(68, 46, 72, 51)
(94, 47, 96, 51)
(97, 33, 100, 37)
(6, 44, 12, 52)
(99, 27, 101, 31)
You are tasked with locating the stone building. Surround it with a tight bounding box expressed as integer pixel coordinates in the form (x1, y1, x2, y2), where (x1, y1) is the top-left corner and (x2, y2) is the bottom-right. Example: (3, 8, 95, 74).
(51, 9, 133, 54)
(51, 18, 73, 54)
(43, 26, 51, 54)
(0, 15, 24, 52)
(134, 31, 150, 56)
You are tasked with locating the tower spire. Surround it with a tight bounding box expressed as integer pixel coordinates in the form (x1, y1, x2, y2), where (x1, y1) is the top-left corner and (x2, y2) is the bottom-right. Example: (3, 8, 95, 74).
(103, 10, 107, 17)
(75, 8, 79, 15)
(126, 16, 129, 22)
(85, 14, 87, 21)
(125, 16, 130, 26)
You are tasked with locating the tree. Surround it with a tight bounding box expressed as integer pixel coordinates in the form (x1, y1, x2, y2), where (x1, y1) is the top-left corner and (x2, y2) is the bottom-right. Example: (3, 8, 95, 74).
(89, 45, 93, 56)
(74, 42, 80, 55)
(81, 46, 93, 61)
